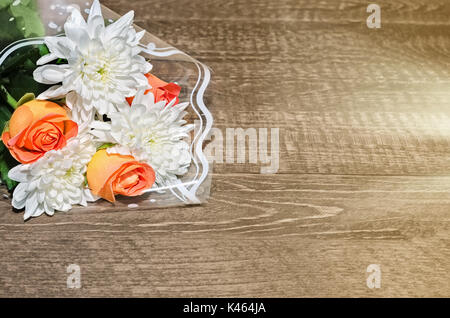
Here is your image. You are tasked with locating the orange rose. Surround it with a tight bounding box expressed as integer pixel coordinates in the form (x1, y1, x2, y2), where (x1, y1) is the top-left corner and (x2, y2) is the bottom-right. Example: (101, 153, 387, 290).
(126, 73, 181, 105)
(87, 149, 155, 203)
(2, 100, 78, 164)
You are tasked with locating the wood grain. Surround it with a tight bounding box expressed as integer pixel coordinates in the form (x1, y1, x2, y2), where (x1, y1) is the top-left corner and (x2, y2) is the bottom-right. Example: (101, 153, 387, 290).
(1, 0, 450, 297)
(1, 174, 449, 297)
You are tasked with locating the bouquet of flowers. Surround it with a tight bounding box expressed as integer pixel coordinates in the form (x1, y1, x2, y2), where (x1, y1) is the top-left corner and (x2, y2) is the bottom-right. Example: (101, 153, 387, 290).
(0, 0, 212, 220)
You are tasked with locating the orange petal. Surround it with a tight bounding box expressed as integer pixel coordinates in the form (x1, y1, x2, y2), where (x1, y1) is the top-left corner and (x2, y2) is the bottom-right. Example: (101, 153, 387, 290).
(9, 147, 43, 164)
(164, 82, 181, 96)
(25, 100, 67, 119)
(112, 162, 154, 197)
(87, 150, 137, 202)
(87, 150, 156, 203)
(126, 73, 171, 105)
(9, 100, 68, 138)
(1, 131, 11, 148)
(98, 182, 116, 203)
(64, 119, 78, 140)
(8, 105, 33, 137)
(146, 73, 168, 89)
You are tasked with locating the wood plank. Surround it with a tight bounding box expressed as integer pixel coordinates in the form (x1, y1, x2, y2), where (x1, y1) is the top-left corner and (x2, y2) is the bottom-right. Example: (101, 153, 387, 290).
(106, 0, 450, 25)
(144, 17, 450, 176)
(0, 174, 449, 297)
(201, 110, 450, 175)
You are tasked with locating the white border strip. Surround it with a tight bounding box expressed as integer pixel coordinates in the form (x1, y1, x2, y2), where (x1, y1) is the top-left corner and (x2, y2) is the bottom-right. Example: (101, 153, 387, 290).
(0, 38, 45, 66)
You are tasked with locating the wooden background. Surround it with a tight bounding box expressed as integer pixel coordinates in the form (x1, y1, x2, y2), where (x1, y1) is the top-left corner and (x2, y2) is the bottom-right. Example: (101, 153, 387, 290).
(1, 0, 450, 297)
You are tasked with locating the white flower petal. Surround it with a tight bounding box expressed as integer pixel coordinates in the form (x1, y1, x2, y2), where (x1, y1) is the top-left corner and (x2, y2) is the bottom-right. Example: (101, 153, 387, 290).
(90, 89, 192, 186)
(10, 134, 97, 220)
(66, 92, 96, 125)
(25, 193, 38, 218)
(87, 1, 104, 36)
(36, 85, 71, 100)
(66, 6, 87, 28)
(64, 24, 90, 51)
(44, 36, 73, 60)
(107, 145, 132, 156)
(33, 65, 69, 84)
(104, 10, 134, 40)
(88, 15, 105, 39)
(36, 53, 58, 66)
(88, 0, 102, 20)
(9, 165, 29, 183)
(135, 30, 145, 43)
(91, 121, 112, 130)
(12, 183, 28, 208)
(34, 205, 45, 218)
(36, 4, 151, 116)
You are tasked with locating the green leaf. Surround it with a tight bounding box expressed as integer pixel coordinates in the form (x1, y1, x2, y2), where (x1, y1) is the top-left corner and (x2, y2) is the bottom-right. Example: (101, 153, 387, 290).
(0, 9, 23, 50)
(7, 71, 48, 101)
(0, 0, 13, 10)
(56, 58, 68, 65)
(8, 1, 45, 38)
(0, 103, 17, 190)
(0, 84, 17, 109)
(23, 58, 36, 70)
(0, 105, 12, 126)
(16, 92, 35, 107)
(97, 143, 116, 151)
(0, 45, 52, 108)
(0, 152, 18, 191)
(0, 138, 5, 154)
(0, 0, 45, 51)
(0, 46, 40, 76)
(38, 44, 49, 57)
(0, 105, 11, 153)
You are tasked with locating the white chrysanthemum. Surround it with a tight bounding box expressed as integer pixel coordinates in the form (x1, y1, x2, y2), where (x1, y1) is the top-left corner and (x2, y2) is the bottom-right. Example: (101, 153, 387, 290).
(8, 133, 97, 220)
(65, 91, 95, 125)
(33, 0, 151, 116)
(90, 92, 193, 186)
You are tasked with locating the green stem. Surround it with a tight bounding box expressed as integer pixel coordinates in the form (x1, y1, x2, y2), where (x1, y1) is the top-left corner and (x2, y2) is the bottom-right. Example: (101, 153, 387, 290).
(0, 85, 18, 109)
(0, 49, 35, 76)
(38, 44, 49, 57)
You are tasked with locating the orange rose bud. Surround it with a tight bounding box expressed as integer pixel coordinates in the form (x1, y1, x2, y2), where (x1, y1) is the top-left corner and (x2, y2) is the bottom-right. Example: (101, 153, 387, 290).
(126, 73, 181, 105)
(87, 149, 155, 203)
(2, 100, 78, 164)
